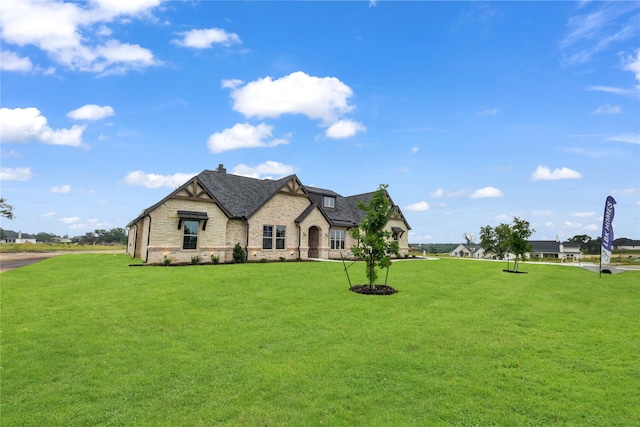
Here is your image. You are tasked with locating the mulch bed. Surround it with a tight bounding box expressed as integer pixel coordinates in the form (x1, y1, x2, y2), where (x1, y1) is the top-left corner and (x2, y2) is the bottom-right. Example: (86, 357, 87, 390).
(349, 284, 398, 295)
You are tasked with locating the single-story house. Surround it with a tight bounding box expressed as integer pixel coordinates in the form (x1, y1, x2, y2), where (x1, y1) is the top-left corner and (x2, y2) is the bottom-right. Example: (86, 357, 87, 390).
(528, 240, 583, 260)
(449, 243, 484, 258)
(613, 238, 640, 250)
(126, 165, 411, 263)
(0, 230, 37, 244)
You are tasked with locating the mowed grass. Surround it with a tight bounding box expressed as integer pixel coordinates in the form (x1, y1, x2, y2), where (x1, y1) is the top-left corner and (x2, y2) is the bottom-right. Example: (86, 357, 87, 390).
(2, 255, 639, 426)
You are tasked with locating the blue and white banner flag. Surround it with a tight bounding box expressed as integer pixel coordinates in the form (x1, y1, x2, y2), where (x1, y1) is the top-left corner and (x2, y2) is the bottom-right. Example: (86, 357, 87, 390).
(600, 196, 616, 265)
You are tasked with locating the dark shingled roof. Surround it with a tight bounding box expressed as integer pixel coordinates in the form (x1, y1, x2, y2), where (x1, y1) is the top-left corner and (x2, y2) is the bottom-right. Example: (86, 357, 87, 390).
(128, 167, 411, 232)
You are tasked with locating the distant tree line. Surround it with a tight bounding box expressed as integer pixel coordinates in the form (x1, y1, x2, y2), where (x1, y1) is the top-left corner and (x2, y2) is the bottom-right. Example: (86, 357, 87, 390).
(409, 243, 459, 254)
(2, 228, 127, 245)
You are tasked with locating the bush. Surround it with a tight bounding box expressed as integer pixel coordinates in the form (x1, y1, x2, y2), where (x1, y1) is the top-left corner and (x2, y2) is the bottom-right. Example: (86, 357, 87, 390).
(279, 256, 286, 262)
(163, 256, 172, 266)
(211, 254, 219, 264)
(260, 258, 268, 263)
(232, 243, 246, 263)
(191, 255, 201, 265)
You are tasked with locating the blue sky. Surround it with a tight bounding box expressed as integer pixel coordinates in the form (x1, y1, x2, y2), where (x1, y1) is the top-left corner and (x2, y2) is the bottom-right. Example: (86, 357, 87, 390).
(1, 0, 638, 243)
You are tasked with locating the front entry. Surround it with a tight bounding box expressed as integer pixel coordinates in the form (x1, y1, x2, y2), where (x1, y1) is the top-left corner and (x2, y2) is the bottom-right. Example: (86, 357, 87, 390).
(308, 226, 320, 258)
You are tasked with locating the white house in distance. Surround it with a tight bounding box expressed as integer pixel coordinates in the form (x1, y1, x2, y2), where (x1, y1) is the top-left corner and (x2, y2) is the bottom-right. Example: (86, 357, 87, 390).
(613, 238, 640, 250)
(450, 240, 583, 260)
(0, 230, 37, 244)
(126, 165, 411, 264)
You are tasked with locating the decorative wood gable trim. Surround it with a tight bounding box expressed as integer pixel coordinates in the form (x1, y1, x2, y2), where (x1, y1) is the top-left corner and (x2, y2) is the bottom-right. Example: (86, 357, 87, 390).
(279, 177, 307, 197)
(173, 179, 212, 202)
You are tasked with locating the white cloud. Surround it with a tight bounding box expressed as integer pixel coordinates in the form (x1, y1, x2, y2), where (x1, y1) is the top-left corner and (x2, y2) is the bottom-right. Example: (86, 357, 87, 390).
(470, 186, 503, 199)
(411, 147, 419, 154)
(123, 170, 197, 189)
(533, 210, 554, 217)
(0, 0, 162, 74)
(531, 166, 583, 181)
(430, 188, 467, 198)
(476, 108, 499, 116)
(607, 133, 640, 144)
(51, 185, 71, 194)
(67, 104, 115, 121)
(42, 212, 56, 218)
(325, 119, 366, 139)
(612, 188, 637, 195)
(231, 161, 295, 179)
(59, 216, 81, 224)
(207, 123, 289, 153)
(404, 201, 430, 212)
(0, 107, 86, 147)
(0, 50, 33, 72)
(593, 104, 621, 115)
(227, 71, 355, 124)
(623, 49, 640, 88)
(584, 224, 599, 231)
(173, 28, 241, 49)
(0, 167, 32, 181)
(571, 211, 595, 218)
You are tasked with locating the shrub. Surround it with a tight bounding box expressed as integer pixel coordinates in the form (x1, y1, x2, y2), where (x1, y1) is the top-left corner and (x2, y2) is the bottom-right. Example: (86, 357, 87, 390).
(260, 258, 268, 263)
(232, 243, 246, 263)
(279, 256, 286, 262)
(163, 256, 172, 266)
(191, 255, 201, 265)
(211, 254, 219, 264)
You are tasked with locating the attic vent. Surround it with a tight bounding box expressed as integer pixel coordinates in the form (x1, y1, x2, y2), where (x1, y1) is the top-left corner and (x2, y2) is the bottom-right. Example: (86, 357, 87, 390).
(216, 164, 226, 174)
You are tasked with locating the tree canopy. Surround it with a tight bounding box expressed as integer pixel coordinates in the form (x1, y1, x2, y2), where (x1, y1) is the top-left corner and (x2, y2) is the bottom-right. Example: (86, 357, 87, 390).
(479, 216, 534, 272)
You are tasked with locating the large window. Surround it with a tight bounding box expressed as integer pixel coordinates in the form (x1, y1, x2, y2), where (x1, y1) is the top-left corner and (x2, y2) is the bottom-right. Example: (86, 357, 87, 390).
(263, 225, 286, 250)
(183, 220, 199, 250)
(263, 225, 273, 249)
(330, 229, 345, 250)
(276, 226, 286, 249)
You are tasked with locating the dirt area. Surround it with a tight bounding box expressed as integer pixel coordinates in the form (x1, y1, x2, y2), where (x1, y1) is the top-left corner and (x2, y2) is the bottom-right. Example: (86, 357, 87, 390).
(0, 250, 124, 273)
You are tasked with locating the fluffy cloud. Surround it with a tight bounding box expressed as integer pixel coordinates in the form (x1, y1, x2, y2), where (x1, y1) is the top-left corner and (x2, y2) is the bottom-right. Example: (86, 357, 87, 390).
(532, 210, 554, 216)
(227, 71, 355, 124)
(0, 50, 32, 72)
(59, 216, 81, 224)
(0, 0, 162, 74)
(470, 186, 504, 198)
(0, 107, 85, 147)
(207, 123, 289, 153)
(623, 49, 640, 88)
(0, 167, 32, 181)
(429, 188, 468, 198)
(51, 185, 71, 193)
(531, 166, 583, 181)
(325, 119, 366, 139)
(173, 28, 241, 48)
(231, 161, 295, 179)
(404, 201, 430, 212)
(123, 170, 197, 189)
(67, 104, 114, 120)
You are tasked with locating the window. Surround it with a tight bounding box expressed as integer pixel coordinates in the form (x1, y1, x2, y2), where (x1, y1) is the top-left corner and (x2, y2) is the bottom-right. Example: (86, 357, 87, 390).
(263, 225, 273, 249)
(276, 226, 286, 249)
(263, 225, 286, 250)
(183, 220, 199, 250)
(330, 229, 345, 250)
(323, 196, 335, 208)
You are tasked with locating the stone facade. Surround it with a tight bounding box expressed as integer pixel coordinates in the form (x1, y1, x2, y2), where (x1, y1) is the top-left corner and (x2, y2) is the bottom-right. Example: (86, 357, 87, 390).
(127, 169, 411, 263)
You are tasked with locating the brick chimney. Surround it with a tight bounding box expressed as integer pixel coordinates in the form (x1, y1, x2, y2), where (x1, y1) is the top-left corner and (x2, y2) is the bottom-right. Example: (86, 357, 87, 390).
(215, 164, 226, 174)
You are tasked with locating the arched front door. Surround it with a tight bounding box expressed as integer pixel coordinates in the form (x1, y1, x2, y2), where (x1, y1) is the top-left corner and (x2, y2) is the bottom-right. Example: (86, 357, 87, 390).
(308, 226, 320, 258)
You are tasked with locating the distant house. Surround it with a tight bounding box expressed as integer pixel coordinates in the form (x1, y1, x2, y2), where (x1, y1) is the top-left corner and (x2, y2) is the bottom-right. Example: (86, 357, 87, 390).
(449, 243, 484, 258)
(450, 240, 583, 261)
(528, 240, 582, 260)
(613, 238, 640, 250)
(126, 165, 411, 263)
(0, 230, 37, 244)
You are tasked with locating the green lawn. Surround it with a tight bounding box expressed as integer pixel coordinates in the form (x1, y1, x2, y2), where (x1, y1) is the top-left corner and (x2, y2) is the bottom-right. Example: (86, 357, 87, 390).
(2, 255, 639, 426)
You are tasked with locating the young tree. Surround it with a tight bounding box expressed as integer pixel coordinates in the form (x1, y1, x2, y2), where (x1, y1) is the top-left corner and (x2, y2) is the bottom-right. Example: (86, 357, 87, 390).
(349, 184, 399, 288)
(480, 217, 534, 272)
(509, 217, 534, 272)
